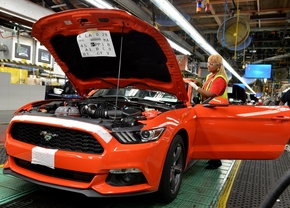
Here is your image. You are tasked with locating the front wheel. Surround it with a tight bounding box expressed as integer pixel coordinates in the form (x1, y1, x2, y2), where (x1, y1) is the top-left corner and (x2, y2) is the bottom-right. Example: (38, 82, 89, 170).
(155, 134, 185, 203)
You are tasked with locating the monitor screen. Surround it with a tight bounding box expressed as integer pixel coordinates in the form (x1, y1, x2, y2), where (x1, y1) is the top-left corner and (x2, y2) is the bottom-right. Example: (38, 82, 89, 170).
(234, 83, 246, 89)
(244, 64, 272, 79)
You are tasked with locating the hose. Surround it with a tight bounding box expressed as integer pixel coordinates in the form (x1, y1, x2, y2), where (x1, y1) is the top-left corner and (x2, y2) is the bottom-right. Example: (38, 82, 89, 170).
(259, 169, 290, 208)
(233, 1, 239, 59)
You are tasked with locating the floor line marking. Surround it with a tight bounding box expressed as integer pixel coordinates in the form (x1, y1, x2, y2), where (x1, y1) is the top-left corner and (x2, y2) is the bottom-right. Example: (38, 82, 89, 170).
(216, 160, 241, 208)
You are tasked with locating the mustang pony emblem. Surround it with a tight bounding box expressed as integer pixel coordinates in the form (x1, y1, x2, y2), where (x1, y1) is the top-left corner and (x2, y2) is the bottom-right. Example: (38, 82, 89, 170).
(40, 131, 59, 141)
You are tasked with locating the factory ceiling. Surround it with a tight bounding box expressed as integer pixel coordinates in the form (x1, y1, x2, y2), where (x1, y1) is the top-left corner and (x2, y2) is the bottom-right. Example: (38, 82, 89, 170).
(1, 0, 290, 83)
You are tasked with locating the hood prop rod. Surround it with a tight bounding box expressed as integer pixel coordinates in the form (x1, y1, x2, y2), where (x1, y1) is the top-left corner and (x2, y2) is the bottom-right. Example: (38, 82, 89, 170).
(113, 22, 125, 121)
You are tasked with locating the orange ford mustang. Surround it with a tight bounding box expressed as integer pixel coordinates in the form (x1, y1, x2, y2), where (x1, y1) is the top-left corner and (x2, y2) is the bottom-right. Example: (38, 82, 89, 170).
(3, 8, 290, 203)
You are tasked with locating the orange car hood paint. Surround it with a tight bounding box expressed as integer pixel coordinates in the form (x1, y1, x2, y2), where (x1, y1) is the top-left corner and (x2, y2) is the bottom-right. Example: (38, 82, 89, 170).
(32, 9, 188, 102)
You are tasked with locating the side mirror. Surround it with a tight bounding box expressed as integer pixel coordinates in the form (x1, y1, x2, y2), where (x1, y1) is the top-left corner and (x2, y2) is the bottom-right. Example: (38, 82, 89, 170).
(203, 97, 229, 107)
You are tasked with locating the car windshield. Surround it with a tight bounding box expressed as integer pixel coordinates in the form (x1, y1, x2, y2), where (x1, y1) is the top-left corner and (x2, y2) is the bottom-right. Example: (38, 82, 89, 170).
(89, 87, 179, 102)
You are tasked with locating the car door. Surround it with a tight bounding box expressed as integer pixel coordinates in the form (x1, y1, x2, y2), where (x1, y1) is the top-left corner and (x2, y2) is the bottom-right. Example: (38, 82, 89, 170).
(190, 100, 290, 160)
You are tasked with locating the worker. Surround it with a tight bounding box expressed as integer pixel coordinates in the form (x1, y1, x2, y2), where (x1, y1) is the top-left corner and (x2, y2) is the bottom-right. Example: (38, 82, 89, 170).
(184, 54, 228, 169)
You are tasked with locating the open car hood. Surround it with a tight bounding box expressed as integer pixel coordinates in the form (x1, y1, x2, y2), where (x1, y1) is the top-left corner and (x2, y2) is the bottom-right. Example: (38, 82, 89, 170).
(32, 8, 188, 102)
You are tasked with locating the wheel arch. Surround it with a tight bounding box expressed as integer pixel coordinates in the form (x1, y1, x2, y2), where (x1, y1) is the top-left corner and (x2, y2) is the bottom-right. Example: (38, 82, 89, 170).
(175, 128, 188, 170)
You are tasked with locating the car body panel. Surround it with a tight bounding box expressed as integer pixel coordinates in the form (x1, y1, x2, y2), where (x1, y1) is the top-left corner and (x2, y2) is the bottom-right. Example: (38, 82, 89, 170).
(191, 104, 290, 159)
(31, 8, 188, 102)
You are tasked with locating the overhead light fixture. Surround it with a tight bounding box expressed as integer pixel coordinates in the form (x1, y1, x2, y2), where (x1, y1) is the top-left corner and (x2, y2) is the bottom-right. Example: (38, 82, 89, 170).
(150, 0, 255, 94)
(249, 49, 257, 53)
(84, 0, 114, 9)
(12, 22, 32, 30)
(167, 38, 192, 55)
(0, 9, 35, 24)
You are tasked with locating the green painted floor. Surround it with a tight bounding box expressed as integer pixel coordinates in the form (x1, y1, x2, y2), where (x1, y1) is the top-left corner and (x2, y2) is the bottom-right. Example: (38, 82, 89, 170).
(0, 159, 236, 207)
(0, 171, 38, 205)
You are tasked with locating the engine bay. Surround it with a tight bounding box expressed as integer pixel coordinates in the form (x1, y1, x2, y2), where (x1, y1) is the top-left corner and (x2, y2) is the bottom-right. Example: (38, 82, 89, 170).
(19, 98, 183, 128)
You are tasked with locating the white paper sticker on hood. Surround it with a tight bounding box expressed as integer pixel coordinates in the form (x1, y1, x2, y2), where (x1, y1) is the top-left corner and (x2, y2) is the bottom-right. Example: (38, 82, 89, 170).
(77, 30, 116, 57)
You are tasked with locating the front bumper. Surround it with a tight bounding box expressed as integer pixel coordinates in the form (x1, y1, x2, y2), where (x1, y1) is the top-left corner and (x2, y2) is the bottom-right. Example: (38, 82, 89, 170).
(4, 120, 174, 197)
(2, 168, 156, 197)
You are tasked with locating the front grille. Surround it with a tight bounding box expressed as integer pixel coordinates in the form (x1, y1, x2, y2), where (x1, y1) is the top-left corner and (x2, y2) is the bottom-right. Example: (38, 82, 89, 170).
(15, 158, 95, 182)
(11, 122, 104, 154)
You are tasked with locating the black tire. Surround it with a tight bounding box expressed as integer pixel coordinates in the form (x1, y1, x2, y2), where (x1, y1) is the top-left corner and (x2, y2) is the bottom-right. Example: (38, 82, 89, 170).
(155, 134, 185, 203)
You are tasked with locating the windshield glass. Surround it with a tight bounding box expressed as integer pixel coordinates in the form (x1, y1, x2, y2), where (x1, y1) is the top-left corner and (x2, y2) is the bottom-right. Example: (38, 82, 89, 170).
(89, 87, 178, 102)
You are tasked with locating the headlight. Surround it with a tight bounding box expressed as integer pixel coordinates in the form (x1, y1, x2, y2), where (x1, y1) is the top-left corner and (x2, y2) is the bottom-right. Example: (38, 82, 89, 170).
(112, 127, 165, 144)
(140, 128, 165, 142)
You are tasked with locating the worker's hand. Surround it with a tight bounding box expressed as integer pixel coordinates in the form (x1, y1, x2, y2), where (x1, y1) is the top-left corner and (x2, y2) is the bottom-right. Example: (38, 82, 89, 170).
(183, 78, 192, 84)
(189, 82, 199, 91)
(183, 78, 200, 90)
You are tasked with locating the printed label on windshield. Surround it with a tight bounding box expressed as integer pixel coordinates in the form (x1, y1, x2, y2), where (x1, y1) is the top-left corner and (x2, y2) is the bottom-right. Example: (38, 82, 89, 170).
(77, 30, 116, 57)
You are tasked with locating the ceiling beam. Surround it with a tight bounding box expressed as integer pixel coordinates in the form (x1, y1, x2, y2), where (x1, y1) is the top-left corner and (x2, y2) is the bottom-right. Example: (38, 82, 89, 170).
(208, 3, 222, 27)
(199, 27, 290, 34)
(256, 0, 261, 28)
(0, 0, 53, 25)
(159, 22, 289, 33)
(252, 54, 290, 63)
(177, 0, 257, 7)
(188, 8, 290, 19)
(250, 14, 287, 20)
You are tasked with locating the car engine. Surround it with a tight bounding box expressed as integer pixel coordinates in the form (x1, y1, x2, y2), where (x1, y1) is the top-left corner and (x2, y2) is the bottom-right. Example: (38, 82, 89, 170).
(20, 98, 182, 129)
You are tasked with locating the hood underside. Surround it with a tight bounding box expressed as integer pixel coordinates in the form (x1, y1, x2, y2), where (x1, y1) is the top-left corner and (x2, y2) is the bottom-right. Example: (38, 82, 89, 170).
(32, 8, 188, 102)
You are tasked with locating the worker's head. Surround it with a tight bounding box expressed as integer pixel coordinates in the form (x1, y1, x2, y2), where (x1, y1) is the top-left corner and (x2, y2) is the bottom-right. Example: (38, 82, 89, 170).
(207, 54, 228, 81)
(207, 54, 222, 71)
